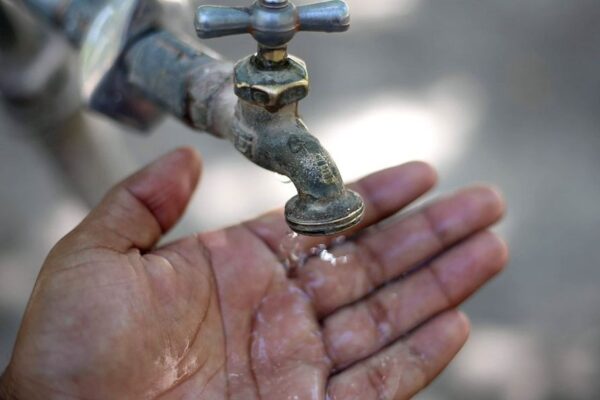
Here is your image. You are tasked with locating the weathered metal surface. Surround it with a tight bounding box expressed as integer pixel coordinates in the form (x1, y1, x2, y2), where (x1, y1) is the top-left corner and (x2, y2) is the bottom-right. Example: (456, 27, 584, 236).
(18, 0, 166, 130)
(78, 0, 165, 130)
(197, 0, 364, 235)
(232, 101, 365, 235)
(17, 0, 232, 132)
(22, 0, 105, 46)
(15, 0, 363, 235)
(234, 55, 309, 110)
(125, 30, 234, 135)
(195, 0, 350, 48)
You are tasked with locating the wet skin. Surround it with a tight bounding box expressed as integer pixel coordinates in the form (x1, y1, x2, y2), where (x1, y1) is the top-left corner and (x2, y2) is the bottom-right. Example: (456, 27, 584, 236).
(0, 148, 508, 400)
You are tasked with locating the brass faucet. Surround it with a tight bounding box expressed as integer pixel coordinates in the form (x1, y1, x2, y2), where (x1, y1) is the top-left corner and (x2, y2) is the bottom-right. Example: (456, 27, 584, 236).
(10, 0, 364, 236)
(195, 0, 365, 236)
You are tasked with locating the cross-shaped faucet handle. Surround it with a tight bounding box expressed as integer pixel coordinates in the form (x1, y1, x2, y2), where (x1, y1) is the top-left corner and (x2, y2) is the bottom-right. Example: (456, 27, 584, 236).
(195, 0, 350, 48)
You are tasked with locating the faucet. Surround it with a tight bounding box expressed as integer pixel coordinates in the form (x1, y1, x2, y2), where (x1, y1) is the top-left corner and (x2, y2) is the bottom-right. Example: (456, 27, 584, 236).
(9, 0, 365, 236)
(194, 0, 365, 236)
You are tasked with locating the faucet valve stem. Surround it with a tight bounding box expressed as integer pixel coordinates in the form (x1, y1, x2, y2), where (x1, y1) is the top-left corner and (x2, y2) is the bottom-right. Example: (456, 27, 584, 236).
(195, 0, 350, 51)
(196, 0, 350, 110)
(259, 0, 289, 8)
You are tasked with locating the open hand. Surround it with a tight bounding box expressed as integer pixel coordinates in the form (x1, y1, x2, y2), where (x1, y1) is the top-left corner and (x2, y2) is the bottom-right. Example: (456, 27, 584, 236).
(0, 148, 507, 400)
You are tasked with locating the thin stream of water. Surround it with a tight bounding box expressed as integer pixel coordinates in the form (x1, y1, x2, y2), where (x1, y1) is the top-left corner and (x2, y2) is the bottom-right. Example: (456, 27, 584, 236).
(279, 232, 350, 276)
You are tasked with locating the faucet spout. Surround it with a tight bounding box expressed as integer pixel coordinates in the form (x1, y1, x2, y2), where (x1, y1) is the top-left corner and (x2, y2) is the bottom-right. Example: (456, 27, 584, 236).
(232, 101, 365, 236)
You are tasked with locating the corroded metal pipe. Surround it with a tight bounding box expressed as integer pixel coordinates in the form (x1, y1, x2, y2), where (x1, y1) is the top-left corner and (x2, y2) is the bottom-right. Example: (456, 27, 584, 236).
(16, 0, 365, 236)
(123, 30, 235, 137)
(124, 31, 364, 235)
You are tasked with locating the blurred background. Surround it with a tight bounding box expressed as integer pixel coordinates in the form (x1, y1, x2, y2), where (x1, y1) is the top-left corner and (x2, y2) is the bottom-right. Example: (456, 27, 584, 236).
(1, 0, 599, 398)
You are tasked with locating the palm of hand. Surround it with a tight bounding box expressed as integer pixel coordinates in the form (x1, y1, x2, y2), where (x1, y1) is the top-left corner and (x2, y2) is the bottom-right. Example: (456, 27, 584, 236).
(2, 149, 506, 400)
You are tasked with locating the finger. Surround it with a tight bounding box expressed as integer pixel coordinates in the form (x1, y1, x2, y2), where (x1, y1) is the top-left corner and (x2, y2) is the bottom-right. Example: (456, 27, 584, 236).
(245, 162, 437, 255)
(326, 310, 470, 400)
(63, 148, 202, 253)
(322, 231, 507, 369)
(297, 186, 505, 317)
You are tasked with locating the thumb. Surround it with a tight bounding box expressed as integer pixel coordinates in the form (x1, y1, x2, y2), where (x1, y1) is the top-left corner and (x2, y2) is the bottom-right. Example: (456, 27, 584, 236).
(65, 147, 202, 253)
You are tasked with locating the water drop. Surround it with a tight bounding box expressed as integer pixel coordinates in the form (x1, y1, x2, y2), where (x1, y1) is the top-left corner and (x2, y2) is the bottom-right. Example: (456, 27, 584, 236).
(280, 231, 351, 276)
